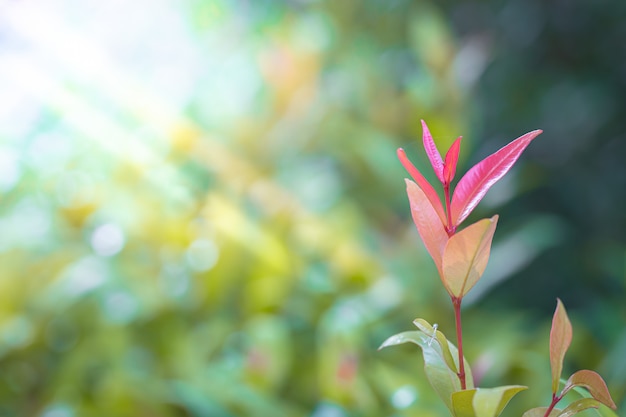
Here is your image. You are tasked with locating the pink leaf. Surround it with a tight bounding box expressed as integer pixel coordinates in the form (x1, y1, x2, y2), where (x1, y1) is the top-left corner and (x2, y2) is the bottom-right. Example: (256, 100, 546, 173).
(398, 148, 447, 226)
(405, 179, 449, 274)
(441, 215, 498, 298)
(421, 120, 445, 184)
(450, 129, 542, 227)
(561, 370, 617, 410)
(550, 298, 572, 394)
(443, 136, 462, 185)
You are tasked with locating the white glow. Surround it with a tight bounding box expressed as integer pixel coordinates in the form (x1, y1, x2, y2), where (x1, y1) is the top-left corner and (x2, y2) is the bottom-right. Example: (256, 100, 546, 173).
(103, 291, 138, 324)
(26, 133, 72, 174)
(159, 263, 190, 298)
(61, 256, 108, 296)
(0, 148, 20, 192)
(41, 404, 74, 417)
(185, 238, 219, 272)
(91, 223, 125, 257)
(391, 385, 418, 409)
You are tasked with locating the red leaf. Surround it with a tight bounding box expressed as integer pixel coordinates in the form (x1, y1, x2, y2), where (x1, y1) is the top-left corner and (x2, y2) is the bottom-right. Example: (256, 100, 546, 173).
(398, 148, 447, 226)
(443, 136, 462, 185)
(450, 129, 542, 227)
(405, 179, 449, 274)
(421, 120, 445, 184)
(550, 298, 572, 394)
(561, 370, 617, 410)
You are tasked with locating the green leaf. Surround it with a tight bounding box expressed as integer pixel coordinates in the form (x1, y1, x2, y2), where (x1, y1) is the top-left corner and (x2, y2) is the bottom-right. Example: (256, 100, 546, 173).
(412, 318, 474, 390)
(561, 370, 617, 410)
(379, 330, 459, 413)
(473, 385, 527, 417)
(380, 320, 473, 415)
(413, 318, 458, 373)
(522, 407, 562, 417)
(557, 398, 601, 417)
(550, 299, 572, 394)
(596, 405, 620, 417)
(442, 216, 498, 297)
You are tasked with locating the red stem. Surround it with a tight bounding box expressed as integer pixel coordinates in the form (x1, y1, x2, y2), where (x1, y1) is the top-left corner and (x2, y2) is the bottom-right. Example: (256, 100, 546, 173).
(444, 184, 455, 236)
(543, 394, 561, 417)
(452, 296, 466, 390)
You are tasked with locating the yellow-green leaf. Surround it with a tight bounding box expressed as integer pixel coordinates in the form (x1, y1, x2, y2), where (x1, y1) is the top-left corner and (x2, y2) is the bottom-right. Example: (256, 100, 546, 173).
(473, 385, 527, 417)
(550, 299, 572, 394)
(442, 216, 498, 297)
(557, 398, 601, 417)
(561, 370, 617, 409)
(452, 389, 476, 417)
(452, 385, 527, 417)
(522, 407, 562, 417)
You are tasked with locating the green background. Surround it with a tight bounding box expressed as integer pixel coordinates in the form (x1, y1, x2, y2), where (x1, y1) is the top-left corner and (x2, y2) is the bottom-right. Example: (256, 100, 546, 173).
(0, 0, 624, 416)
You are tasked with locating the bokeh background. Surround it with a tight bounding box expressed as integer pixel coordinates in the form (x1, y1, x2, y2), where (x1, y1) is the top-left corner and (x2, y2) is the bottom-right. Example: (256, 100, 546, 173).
(0, 0, 624, 416)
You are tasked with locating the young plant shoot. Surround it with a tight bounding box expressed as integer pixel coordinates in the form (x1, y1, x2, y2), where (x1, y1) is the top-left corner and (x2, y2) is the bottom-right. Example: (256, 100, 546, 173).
(381, 121, 616, 417)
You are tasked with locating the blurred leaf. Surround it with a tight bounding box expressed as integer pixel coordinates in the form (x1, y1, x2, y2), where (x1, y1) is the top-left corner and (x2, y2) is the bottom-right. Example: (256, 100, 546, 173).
(596, 405, 621, 417)
(561, 370, 616, 410)
(170, 381, 231, 417)
(550, 299, 573, 394)
(557, 398, 601, 417)
(522, 407, 562, 417)
(442, 216, 498, 297)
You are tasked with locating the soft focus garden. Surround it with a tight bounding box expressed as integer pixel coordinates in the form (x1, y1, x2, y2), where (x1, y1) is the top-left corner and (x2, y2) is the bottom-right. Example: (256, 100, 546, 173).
(0, 1, 624, 416)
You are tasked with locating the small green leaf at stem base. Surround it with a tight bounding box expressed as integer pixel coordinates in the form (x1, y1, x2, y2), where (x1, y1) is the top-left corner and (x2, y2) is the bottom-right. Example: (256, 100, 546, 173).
(550, 299, 572, 394)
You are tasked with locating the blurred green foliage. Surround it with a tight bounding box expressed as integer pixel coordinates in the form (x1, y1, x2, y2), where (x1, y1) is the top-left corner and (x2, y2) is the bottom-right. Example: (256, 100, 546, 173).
(0, 0, 624, 416)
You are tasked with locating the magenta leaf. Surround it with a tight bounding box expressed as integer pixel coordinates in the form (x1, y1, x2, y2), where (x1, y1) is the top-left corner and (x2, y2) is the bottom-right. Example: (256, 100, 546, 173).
(421, 120, 445, 184)
(398, 148, 447, 226)
(450, 129, 542, 227)
(444, 137, 462, 185)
